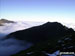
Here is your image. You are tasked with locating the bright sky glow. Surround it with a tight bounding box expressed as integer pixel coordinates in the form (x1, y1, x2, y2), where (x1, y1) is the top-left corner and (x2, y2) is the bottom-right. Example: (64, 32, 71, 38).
(0, 0, 75, 23)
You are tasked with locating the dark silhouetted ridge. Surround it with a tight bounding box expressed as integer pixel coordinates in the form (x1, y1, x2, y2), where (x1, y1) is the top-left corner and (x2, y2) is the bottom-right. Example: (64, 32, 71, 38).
(6, 22, 75, 56)
(6, 22, 74, 43)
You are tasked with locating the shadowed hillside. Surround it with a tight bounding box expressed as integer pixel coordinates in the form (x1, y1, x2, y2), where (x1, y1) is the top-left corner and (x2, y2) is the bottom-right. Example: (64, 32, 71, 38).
(5, 22, 75, 56)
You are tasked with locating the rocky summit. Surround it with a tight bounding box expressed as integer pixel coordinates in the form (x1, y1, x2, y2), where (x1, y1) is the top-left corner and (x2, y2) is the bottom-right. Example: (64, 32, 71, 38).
(5, 22, 75, 56)
(6, 22, 74, 43)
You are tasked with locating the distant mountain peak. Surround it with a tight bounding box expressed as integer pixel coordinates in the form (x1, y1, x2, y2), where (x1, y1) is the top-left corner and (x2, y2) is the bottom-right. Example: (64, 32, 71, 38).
(0, 18, 15, 23)
(0, 19, 15, 26)
(0, 18, 7, 21)
(0, 18, 10, 21)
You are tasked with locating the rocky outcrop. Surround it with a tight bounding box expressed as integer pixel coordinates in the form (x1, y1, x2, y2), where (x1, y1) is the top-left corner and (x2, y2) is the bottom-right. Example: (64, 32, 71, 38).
(5, 22, 75, 56)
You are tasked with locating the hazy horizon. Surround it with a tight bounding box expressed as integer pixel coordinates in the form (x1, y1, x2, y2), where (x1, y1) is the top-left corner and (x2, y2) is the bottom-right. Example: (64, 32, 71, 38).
(0, 0, 75, 23)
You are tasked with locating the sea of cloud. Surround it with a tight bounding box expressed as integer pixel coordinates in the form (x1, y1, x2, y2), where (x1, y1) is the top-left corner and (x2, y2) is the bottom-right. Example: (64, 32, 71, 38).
(0, 21, 43, 56)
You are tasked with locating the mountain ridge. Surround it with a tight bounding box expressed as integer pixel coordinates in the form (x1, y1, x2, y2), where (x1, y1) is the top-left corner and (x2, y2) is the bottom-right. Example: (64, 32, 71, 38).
(0, 19, 15, 26)
(6, 22, 74, 43)
(8, 22, 75, 56)
(2, 21, 75, 56)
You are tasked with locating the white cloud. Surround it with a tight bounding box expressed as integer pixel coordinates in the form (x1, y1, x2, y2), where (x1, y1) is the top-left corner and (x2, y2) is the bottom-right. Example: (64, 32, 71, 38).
(0, 38, 33, 56)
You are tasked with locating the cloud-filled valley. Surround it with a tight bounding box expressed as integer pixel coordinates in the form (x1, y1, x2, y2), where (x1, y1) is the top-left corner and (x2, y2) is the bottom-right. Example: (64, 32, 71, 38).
(0, 21, 44, 56)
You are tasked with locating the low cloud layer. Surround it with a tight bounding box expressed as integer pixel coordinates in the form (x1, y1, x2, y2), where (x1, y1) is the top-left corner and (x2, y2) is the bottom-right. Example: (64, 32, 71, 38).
(0, 21, 43, 56)
(0, 38, 33, 56)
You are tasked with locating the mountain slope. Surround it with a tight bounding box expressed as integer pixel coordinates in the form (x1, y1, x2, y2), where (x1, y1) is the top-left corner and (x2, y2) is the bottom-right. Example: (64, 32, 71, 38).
(8, 22, 75, 56)
(12, 32, 75, 56)
(6, 22, 74, 43)
(0, 19, 75, 56)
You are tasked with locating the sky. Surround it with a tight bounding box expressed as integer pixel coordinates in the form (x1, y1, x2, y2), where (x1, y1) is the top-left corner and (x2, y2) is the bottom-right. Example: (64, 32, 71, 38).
(0, 0, 75, 23)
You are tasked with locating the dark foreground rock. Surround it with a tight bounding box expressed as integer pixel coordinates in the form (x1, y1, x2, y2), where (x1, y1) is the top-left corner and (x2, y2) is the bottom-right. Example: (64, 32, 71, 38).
(6, 22, 74, 43)
(5, 22, 75, 56)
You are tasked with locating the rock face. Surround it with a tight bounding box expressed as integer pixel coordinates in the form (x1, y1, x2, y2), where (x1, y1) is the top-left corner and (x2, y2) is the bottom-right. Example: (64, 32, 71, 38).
(6, 22, 74, 43)
(6, 22, 75, 56)
(0, 19, 15, 26)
